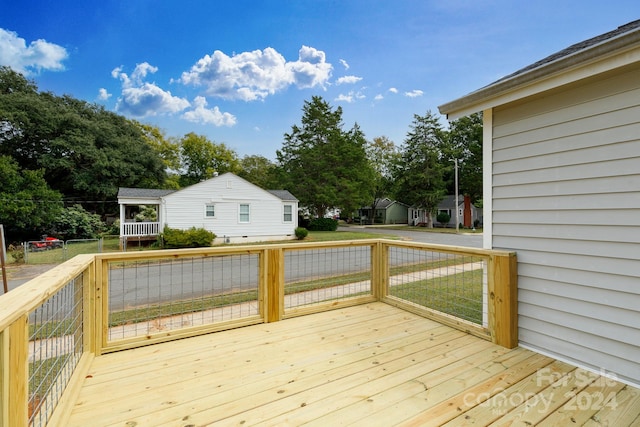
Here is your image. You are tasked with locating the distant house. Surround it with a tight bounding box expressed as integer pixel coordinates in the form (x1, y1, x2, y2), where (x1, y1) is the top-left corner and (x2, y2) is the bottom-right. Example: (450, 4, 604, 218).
(357, 198, 409, 224)
(118, 173, 298, 245)
(438, 20, 640, 386)
(408, 195, 479, 227)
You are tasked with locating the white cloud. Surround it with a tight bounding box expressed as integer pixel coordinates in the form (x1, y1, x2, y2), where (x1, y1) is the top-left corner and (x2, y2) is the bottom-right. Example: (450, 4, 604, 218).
(112, 63, 190, 117)
(0, 28, 68, 75)
(339, 59, 350, 70)
(374, 94, 384, 101)
(334, 90, 366, 103)
(288, 46, 332, 89)
(404, 89, 424, 98)
(388, 87, 398, 94)
(336, 75, 362, 85)
(118, 83, 190, 116)
(98, 88, 111, 100)
(180, 45, 332, 101)
(182, 96, 236, 127)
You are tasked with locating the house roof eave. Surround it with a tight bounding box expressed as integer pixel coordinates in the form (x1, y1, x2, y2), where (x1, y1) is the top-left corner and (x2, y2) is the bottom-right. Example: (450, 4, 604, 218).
(438, 21, 640, 119)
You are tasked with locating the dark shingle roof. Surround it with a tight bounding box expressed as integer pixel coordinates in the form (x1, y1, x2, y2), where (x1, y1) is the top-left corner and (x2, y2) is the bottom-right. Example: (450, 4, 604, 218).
(118, 188, 177, 198)
(439, 20, 640, 116)
(267, 190, 298, 201)
(493, 20, 640, 85)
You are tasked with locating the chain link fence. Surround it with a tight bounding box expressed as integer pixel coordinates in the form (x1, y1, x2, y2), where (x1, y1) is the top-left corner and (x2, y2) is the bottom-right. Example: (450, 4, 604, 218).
(22, 237, 117, 264)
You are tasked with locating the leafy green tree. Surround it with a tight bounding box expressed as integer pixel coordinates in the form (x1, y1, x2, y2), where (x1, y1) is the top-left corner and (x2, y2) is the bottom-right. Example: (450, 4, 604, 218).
(394, 111, 449, 228)
(0, 155, 63, 240)
(0, 66, 37, 95)
(446, 112, 483, 203)
(0, 67, 167, 213)
(365, 136, 400, 224)
(237, 155, 277, 189)
(51, 204, 104, 239)
(134, 122, 182, 189)
(276, 96, 374, 218)
(179, 132, 241, 187)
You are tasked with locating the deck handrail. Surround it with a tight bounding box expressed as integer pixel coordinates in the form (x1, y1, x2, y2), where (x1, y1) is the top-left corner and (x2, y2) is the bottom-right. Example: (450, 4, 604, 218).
(120, 221, 160, 236)
(0, 239, 516, 427)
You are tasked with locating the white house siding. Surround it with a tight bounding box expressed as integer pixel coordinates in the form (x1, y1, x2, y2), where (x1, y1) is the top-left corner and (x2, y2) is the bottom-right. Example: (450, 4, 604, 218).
(491, 64, 640, 386)
(161, 174, 298, 243)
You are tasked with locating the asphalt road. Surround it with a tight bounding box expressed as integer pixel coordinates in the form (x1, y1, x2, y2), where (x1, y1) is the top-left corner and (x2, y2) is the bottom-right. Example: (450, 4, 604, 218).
(339, 225, 483, 247)
(5, 227, 482, 309)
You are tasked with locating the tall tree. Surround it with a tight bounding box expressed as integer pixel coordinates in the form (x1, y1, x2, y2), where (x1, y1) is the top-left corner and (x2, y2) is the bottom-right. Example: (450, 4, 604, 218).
(0, 155, 63, 240)
(446, 112, 483, 203)
(394, 111, 449, 228)
(178, 132, 240, 187)
(276, 96, 374, 217)
(365, 136, 400, 224)
(0, 67, 167, 213)
(135, 122, 181, 189)
(237, 155, 277, 189)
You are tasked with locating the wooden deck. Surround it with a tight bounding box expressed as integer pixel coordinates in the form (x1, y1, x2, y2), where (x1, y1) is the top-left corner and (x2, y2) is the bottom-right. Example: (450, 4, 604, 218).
(66, 303, 640, 426)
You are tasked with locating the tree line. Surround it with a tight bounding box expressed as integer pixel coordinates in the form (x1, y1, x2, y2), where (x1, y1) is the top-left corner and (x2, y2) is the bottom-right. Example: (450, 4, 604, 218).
(0, 66, 482, 242)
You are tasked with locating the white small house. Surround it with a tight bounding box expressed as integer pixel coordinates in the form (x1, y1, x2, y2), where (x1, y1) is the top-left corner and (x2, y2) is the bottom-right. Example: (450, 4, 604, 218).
(118, 173, 298, 245)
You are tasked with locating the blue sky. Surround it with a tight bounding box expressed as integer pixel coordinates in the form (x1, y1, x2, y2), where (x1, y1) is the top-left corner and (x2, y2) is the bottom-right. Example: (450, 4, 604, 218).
(1, 1, 638, 159)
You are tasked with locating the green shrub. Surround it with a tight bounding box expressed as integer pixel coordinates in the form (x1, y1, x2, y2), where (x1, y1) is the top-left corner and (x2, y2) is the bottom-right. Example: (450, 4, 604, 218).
(295, 227, 309, 240)
(51, 204, 104, 239)
(8, 244, 24, 264)
(307, 217, 338, 231)
(436, 212, 451, 226)
(159, 226, 215, 248)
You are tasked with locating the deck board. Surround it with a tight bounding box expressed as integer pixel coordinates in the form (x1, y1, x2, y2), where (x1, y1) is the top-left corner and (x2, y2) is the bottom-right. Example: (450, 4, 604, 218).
(66, 303, 640, 426)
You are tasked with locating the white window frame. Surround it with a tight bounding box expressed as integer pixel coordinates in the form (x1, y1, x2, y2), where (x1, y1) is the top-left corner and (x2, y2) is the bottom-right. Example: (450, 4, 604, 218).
(283, 204, 293, 223)
(205, 203, 216, 218)
(239, 203, 250, 223)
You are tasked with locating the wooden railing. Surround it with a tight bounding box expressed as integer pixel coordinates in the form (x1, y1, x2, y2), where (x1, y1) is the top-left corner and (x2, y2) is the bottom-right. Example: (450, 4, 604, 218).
(0, 239, 516, 427)
(120, 221, 160, 237)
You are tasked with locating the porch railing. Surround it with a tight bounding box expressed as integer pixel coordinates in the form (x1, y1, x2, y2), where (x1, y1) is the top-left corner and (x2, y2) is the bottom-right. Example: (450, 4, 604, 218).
(0, 239, 516, 427)
(120, 221, 160, 237)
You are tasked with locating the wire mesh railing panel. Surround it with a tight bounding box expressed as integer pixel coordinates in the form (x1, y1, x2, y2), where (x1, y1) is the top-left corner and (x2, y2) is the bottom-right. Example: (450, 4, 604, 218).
(28, 274, 84, 427)
(387, 246, 487, 325)
(284, 245, 372, 310)
(107, 253, 260, 340)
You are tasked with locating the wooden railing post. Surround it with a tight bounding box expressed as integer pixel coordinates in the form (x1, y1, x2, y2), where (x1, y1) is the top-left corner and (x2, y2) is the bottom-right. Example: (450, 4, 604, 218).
(371, 242, 389, 300)
(488, 252, 518, 348)
(94, 257, 108, 355)
(82, 258, 96, 355)
(265, 248, 284, 322)
(0, 329, 7, 427)
(6, 315, 28, 427)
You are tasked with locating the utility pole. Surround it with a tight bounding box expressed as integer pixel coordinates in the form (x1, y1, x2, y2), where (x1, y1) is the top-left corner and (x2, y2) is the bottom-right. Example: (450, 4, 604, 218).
(454, 159, 460, 233)
(1, 225, 8, 294)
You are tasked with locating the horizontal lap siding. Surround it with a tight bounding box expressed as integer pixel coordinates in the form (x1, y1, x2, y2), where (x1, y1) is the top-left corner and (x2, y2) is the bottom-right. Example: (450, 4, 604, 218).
(163, 175, 295, 238)
(491, 65, 640, 385)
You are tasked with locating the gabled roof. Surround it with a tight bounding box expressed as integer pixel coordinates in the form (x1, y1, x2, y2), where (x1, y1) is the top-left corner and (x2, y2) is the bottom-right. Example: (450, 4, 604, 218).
(360, 198, 409, 210)
(267, 190, 298, 201)
(118, 173, 298, 202)
(439, 20, 640, 118)
(494, 20, 640, 85)
(438, 195, 465, 209)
